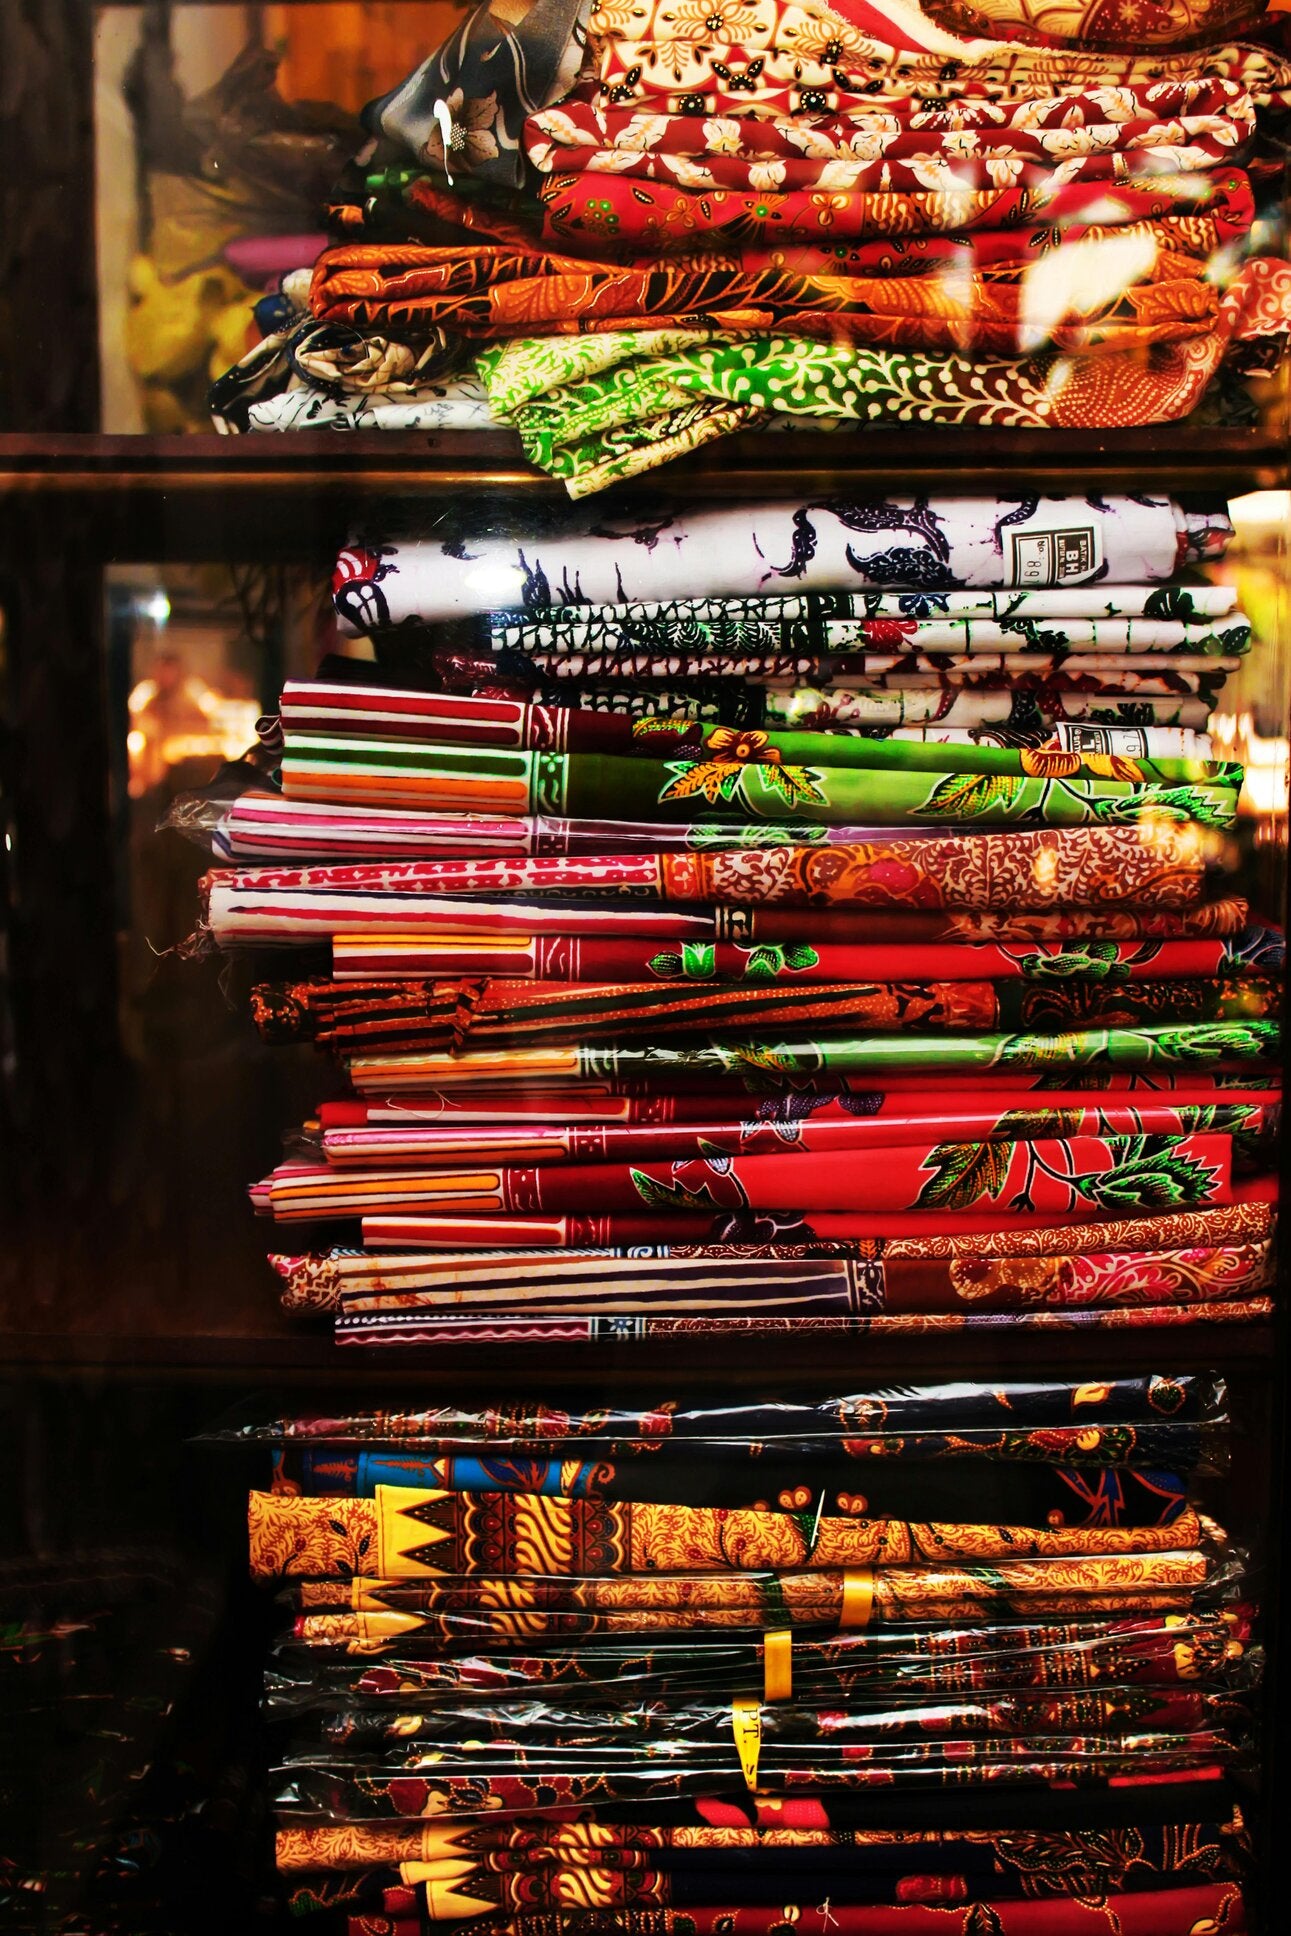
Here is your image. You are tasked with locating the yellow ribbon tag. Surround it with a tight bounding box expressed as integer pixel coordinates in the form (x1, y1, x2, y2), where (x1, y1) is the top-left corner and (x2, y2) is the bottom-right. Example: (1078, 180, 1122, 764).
(763, 1629, 793, 1703)
(841, 1567, 875, 1629)
(732, 1697, 763, 1789)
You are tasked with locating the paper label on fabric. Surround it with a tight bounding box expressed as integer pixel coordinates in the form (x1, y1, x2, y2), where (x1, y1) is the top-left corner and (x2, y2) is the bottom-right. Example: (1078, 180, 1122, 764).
(841, 1568, 875, 1628)
(764, 1630, 793, 1703)
(1053, 723, 1152, 755)
(1008, 514, 1104, 587)
(732, 1698, 763, 1789)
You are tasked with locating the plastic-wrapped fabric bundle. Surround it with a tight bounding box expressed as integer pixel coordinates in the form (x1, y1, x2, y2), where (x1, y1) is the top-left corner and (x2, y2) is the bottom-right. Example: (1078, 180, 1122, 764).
(283, 1559, 1240, 1643)
(213, 1373, 1231, 1443)
(264, 1607, 1259, 1705)
(267, 1447, 1198, 1523)
(246, 1484, 1219, 1582)
(319, 1888, 1254, 1932)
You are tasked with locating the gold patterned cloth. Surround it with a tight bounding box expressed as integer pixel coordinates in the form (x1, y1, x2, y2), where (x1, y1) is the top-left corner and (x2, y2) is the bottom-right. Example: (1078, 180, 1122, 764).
(246, 1485, 1207, 1582)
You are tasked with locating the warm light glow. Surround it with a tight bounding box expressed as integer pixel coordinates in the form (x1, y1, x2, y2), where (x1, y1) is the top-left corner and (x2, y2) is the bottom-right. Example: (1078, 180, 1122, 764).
(1210, 710, 1290, 822)
(126, 670, 259, 796)
(1018, 231, 1157, 354)
(1228, 491, 1291, 532)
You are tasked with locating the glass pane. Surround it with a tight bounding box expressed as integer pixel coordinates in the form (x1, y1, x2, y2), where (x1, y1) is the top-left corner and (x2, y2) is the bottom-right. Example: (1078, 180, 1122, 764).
(2, 3, 1288, 1933)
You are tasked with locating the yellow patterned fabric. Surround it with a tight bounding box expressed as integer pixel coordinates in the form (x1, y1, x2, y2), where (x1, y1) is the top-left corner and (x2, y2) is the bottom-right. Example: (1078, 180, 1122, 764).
(247, 1486, 1204, 1581)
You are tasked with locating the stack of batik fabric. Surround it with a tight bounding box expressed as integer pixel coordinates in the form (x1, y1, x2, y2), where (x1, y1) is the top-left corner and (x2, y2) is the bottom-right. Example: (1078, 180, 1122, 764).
(227, 1376, 1257, 1932)
(208, 0, 1291, 491)
(178, 492, 1281, 1347)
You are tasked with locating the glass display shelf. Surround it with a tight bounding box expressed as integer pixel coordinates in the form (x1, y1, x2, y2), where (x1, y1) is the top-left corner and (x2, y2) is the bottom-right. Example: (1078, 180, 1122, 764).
(0, 427, 1286, 499)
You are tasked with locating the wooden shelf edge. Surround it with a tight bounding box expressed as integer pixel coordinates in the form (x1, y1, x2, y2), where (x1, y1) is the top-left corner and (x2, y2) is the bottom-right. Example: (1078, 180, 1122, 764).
(0, 1322, 1274, 1384)
(0, 428, 1285, 495)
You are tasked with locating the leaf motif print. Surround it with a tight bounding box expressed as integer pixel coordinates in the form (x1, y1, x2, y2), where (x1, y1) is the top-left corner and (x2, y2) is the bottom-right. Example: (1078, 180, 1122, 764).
(628, 1168, 726, 1213)
(659, 760, 744, 804)
(1018, 942, 1133, 983)
(838, 1091, 886, 1117)
(914, 770, 1026, 821)
(1072, 1136, 1221, 1212)
(915, 1139, 1013, 1212)
(753, 762, 828, 810)
(995, 1031, 1107, 1068)
(1088, 784, 1234, 828)
(1019, 748, 1083, 778)
(995, 1107, 1086, 1141)
(742, 945, 790, 979)
(1148, 1022, 1278, 1063)
(1143, 587, 1200, 621)
(1082, 753, 1147, 782)
(964, 1905, 1006, 1936)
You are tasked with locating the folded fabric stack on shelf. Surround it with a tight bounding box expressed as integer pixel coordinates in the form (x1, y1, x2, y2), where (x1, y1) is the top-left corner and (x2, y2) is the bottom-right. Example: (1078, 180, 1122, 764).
(169, 491, 1281, 1346)
(208, 0, 1291, 491)
(224, 1375, 1258, 1932)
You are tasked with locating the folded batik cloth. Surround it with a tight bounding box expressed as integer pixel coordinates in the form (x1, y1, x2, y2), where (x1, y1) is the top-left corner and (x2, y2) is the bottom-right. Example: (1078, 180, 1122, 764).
(283, 1551, 1240, 1642)
(444, 660, 1233, 695)
(284, 1563, 1236, 1649)
(526, 78, 1258, 185)
(361, 643, 1227, 731)
(477, 261, 1290, 493)
(209, 320, 486, 433)
(277, 1753, 1245, 1821)
(536, 164, 1254, 254)
(255, 1127, 1247, 1220)
(331, 496, 1231, 628)
(360, 0, 592, 190)
(282, 1698, 1251, 1805)
(278, 733, 1242, 828)
(344, 1186, 1277, 1254)
(248, 1483, 1214, 1581)
(277, 683, 1241, 777)
(297, 1685, 1253, 1750)
(307, 210, 1253, 341)
(342, 1023, 1279, 1094)
(236, 375, 493, 435)
(331, 1295, 1274, 1342)
(251, 976, 1277, 1058)
(926, 0, 1264, 49)
(266, 1611, 1256, 1710)
(269, 1446, 1202, 1525)
(320, 1072, 1274, 1121)
(303, 672, 1217, 731)
(212, 895, 1257, 957)
(520, 684, 1213, 731)
(275, 1885, 1254, 1933)
(202, 793, 1230, 871)
(273, 1805, 1252, 1887)
(271, 1221, 1272, 1316)
(590, 17, 1291, 114)
(200, 825, 1234, 948)
(278, 1844, 1249, 1920)
(305, 1079, 1280, 1158)
(233, 1370, 1229, 1442)
(400, 652, 1236, 697)
(488, 586, 1251, 655)
(316, 926, 1280, 981)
